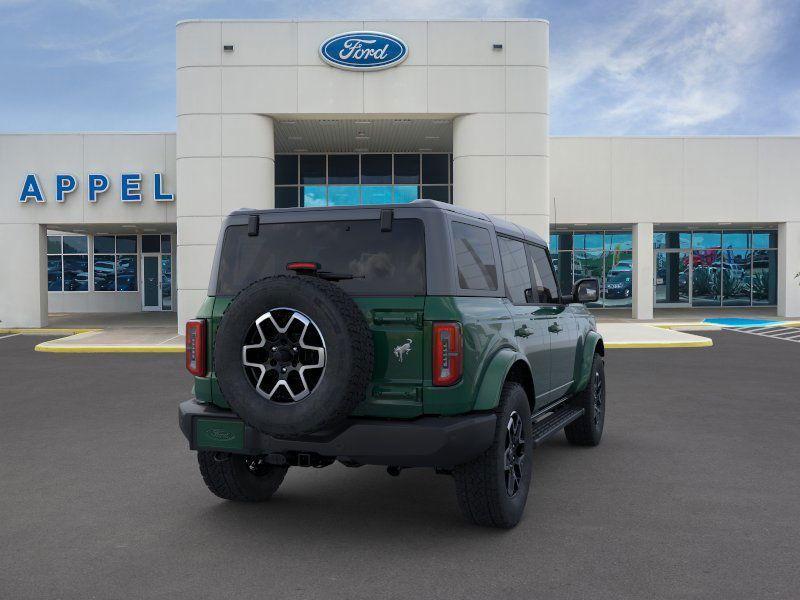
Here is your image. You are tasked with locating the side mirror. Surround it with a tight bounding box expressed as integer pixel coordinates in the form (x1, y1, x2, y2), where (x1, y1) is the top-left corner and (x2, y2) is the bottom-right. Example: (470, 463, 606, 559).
(572, 277, 599, 304)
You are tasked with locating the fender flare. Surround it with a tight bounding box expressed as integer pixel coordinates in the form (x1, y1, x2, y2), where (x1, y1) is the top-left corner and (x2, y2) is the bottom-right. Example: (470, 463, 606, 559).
(472, 347, 531, 411)
(574, 330, 604, 393)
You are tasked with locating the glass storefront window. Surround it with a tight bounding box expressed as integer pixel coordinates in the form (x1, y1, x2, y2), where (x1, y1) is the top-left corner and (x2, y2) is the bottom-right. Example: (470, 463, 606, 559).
(574, 233, 603, 250)
(301, 185, 326, 207)
(654, 232, 691, 249)
(63, 255, 89, 291)
(93, 255, 116, 291)
(604, 232, 632, 251)
(161, 235, 171, 254)
(722, 231, 750, 249)
(604, 250, 633, 306)
(275, 153, 452, 207)
(692, 231, 721, 249)
(94, 235, 115, 253)
(655, 251, 690, 305)
(752, 250, 778, 304)
(141, 234, 160, 253)
(394, 154, 419, 184)
(116, 256, 137, 292)
(328, 186, 360, 206)
(300, 155, 325, 184)
(63, 235, 88, 254)
(691, 250, 721, 306)
(573, 250, 603, 307)
(361, 186, 393, 205)
(47, 256, 62, 291)
(722, 249, 752, 306)
(361, 154, 391, 184)
(752, 231, 778, 249)
(47, 235, 62, 254)
(328, 155, 358, 184)
(47, 234, 88, 292)
(116, 235, 137, 254)
(394, 185, 418, 203)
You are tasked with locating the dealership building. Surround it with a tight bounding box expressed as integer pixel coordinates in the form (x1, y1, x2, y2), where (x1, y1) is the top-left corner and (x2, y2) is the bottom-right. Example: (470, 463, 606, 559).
(1, 18, 798, 329)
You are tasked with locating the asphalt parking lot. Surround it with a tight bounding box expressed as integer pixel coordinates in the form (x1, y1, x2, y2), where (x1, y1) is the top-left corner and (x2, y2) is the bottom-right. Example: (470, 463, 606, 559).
(1, 332, 799, 599)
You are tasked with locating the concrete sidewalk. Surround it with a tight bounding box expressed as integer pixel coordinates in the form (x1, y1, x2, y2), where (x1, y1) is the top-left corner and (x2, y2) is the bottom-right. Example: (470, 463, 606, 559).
(598, 322, 714, 348)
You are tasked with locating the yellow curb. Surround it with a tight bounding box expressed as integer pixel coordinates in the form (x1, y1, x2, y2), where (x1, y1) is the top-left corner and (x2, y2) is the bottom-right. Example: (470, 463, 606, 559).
(606, 338, 713, 349)
(35, 343, 183, 353)
(0, 328, 100, 335)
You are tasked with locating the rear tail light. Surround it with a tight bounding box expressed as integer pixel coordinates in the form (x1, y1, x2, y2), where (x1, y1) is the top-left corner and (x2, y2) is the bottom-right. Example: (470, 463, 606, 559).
(186, 319, 207, 377)
(433, 322, 462, 386)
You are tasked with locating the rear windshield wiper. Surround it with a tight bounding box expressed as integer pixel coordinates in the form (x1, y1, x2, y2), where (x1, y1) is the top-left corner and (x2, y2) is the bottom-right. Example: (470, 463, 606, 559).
(286, 262, 364, 282)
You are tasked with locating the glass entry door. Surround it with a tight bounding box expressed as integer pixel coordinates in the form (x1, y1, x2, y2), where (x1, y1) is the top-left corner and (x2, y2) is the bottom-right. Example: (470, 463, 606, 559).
(142, 255, 161, 311)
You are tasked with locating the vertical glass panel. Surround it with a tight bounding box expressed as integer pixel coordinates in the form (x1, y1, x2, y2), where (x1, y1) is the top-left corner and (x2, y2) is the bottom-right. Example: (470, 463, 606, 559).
(421, 154, 449, 184)
(63, 255, 89, 291)
(573, 250, 603, 307)
(752, 230, 778, 249)
(555, 249, 574, 297)
(604, 232, 632, 251)
(604, 250, 633, 307)
(361, 186, 393, 205)
(161, 235, 172, 254)
(47, 256, 62, 291)
(451, 222, 497, 291)
(653, 232, 665, 249)
(141, 234, 160, 253)
(275, 187, 299, 208)
(301, 185, 326, 207)
(62, 235, 88, 254)
(93, 255, 116, 291)
(94, 235, 114, 253)
(394, 154, 420, 184)
(421, 185, 449, 203)
(275, 155, 298, 185)
(722, 249, 751, 306)
(752, 249, 777, 305)
(361, 154, 391, 184)
(691, 250, 721, 306)
(117, 255, 137, 291)
(655, 251, 690, 305)
(549, 235, 558, 251)
(393, 185, 418, 203)
(573, 233, 603, 250)
(722, 231, 750, 249)
(142, 256, 158, 306)
(299, 155, 326, 184)
(327, 186, 360, 206)
(498, 237, 533, 304)
(47, 235, 62, 254)
(327, 155, 358, 184)
(692, 231, 721, 249)
(116, 235, 137, 254)
(161, 255, 172, 310)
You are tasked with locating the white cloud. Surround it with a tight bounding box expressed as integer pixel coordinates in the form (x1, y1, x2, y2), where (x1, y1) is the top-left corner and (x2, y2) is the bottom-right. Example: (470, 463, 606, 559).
(551, 0, 790, 133)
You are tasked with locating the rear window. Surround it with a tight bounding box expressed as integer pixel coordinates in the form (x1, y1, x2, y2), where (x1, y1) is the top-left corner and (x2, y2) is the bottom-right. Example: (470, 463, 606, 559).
(216, 219, 426, 296)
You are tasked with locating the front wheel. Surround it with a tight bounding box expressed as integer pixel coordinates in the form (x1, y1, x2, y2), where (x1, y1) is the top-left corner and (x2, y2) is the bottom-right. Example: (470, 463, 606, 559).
(565, 352, 605, 446)
(197, 451, 288, 502)
(453, 382, 533, 528)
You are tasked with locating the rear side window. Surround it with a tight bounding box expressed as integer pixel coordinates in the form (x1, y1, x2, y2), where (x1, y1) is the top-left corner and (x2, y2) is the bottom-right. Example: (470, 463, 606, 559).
(216, 219, 426, 296)
(526, 244, 560, 304)
(451, 222, 498, 291)
(498, 237, 533, 304)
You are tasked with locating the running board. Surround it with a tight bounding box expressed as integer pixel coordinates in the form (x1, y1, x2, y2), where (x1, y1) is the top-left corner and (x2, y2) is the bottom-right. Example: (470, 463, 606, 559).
(531, 405, 584, 447)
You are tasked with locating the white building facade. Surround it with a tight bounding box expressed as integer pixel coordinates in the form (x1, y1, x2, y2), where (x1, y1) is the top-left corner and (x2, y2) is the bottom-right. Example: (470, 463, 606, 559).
(0, 19, 798, 329)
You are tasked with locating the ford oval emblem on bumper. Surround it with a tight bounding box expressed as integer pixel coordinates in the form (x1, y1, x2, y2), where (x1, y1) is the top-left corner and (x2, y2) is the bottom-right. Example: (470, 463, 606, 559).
(319, 31, 408, 71)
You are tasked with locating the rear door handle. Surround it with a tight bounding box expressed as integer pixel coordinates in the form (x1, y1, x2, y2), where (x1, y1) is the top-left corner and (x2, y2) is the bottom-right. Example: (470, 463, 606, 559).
(548, 322, 562, 334)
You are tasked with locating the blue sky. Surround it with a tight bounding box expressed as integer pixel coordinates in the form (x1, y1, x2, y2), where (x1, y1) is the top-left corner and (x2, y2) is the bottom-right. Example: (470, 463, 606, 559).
(1, 0, 798, 135)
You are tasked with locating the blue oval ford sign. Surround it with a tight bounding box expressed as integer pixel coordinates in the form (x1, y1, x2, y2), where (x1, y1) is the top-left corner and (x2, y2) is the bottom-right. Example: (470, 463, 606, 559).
(319, 31, 408, 71)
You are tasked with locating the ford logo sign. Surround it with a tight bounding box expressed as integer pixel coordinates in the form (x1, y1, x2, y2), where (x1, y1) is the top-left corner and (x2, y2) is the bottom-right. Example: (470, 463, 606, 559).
(319, 31, 408, 71)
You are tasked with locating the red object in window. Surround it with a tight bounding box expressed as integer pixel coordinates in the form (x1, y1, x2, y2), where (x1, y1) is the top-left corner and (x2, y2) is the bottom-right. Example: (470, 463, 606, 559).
(433, 322, 463, 386)
(186, 319, 207, 377)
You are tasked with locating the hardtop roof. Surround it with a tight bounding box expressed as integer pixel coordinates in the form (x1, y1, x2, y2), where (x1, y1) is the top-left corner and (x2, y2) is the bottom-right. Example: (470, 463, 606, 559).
(230, 199, 547, 247)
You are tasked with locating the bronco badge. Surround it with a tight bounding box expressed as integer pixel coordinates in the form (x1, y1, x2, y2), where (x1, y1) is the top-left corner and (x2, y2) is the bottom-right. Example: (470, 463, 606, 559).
(393, 338, 413, 363)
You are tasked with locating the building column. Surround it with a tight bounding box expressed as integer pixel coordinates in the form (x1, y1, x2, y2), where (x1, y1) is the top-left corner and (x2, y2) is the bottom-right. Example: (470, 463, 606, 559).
(632, 222, 654, 320)
(176, 114, 275, 330)
(452, 113, 549, 241)
(778, 221, 800, 318)
(0, 224, 47, 328)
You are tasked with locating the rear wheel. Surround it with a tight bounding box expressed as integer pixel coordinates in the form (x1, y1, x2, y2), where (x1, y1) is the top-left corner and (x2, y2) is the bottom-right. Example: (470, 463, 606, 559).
(197, 451, 288, 502)
(453, 382, 533, 528)
(565, 352, 605, 446)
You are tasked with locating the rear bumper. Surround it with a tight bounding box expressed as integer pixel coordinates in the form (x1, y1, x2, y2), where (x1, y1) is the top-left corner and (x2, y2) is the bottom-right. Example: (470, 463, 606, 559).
(179, 399, 496, 468)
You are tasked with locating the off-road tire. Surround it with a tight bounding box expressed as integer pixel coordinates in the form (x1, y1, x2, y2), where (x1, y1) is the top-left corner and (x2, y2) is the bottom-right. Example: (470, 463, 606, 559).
(565, 352, 605, 446)
(197, 451, 288, 502)
(214, 274, 373, 437)
(453, 382, 533, 528)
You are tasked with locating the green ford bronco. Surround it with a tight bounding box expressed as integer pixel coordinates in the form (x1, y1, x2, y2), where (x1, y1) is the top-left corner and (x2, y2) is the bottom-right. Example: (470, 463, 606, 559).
(180, 200, 605, 528)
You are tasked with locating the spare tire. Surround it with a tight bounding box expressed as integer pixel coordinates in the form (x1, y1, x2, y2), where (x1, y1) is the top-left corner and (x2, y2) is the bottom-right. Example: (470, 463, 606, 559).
(214, 275, 373, 437)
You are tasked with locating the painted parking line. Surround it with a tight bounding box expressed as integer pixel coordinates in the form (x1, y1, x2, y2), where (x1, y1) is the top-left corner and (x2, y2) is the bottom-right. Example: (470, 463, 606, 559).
(0, 333, 21, 341)
(724, 325, 800, 343)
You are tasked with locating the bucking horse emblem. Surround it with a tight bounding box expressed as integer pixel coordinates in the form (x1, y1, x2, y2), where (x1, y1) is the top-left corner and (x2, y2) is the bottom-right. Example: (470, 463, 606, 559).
(393, 338, 413, 363)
